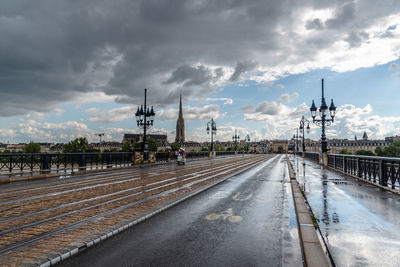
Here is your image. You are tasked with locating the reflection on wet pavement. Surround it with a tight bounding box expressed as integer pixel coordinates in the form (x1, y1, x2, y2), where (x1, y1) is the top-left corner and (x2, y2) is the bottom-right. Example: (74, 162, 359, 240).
(290, 155, 400, 267)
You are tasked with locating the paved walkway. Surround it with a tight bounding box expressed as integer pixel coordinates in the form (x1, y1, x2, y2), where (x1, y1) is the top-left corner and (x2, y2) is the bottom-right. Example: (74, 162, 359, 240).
(60, 155, 302, 267)
(290, 155, 400, 267)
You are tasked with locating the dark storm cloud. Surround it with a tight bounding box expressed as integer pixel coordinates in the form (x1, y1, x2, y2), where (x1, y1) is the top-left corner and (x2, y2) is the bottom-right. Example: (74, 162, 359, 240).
(305, 18, 324, 30)
(0, 0, 399, 116)
(325, 1, 356, 29)
(165, 65, 213, 86)
(345, 31, 369, 47)
(229, 61, 257, 82)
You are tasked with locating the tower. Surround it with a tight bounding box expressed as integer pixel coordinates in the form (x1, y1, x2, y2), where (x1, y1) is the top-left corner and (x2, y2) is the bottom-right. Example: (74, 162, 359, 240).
(175, 94, 185, 144)
(362, 131, 368, 141)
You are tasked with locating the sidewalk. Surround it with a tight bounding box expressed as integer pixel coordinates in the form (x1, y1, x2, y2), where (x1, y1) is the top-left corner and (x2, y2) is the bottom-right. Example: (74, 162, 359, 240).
(290, 155, 400, 267)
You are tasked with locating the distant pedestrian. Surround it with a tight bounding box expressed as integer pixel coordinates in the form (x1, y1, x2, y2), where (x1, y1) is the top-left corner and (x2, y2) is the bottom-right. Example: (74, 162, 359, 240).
(168, 149, 172, 162)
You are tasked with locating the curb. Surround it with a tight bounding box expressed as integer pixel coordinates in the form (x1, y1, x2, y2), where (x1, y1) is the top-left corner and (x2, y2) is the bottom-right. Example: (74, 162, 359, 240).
(27, 156, 272, 267)
(286, 156, 330, 267)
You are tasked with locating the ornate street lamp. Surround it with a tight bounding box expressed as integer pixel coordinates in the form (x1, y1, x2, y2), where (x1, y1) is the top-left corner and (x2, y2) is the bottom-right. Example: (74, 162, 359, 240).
(135, 88, 155, 162)
(293, 129, 299, 154)
(232, 129, 240, 153)
(299, 115, 310, 152)
(206, 118, 217, 152)
(245, 134, 250, 153)
(310, 79, 336, 153)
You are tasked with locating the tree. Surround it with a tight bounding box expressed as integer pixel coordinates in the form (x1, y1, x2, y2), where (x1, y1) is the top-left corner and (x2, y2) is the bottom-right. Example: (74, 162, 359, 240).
(25, 142, 41, 153)
(122, 142, 132, 152)
(375, 146, 385, 157)
(63, 137, 89, 153)
(277, 146, 284, 154)
(133, 141, 142, 150)
(171, 143, 180, 151)
(148, 137, 158, 152)
(375, 141, 400, 157)
(339, 149, 352, 155)
(355, 150, 375, 156)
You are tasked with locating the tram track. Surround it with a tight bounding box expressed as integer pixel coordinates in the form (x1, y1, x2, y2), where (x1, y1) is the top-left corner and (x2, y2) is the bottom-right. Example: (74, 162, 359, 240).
(0, 155, 271, 266)
(0, 158, 247, 230)
(0, 158, 245, 218)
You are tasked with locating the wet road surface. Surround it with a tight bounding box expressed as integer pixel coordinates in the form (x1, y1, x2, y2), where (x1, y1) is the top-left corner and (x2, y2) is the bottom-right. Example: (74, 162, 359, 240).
(291, 155, 400, 267)
(60, 155, 302, 267)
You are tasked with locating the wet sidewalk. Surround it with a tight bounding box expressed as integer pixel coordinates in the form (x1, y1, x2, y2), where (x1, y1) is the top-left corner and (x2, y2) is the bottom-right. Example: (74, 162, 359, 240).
(290, 155, 400, 267)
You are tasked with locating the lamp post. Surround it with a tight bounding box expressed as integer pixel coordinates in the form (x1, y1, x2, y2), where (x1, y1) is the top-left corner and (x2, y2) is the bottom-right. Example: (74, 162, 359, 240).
(245, 134, 250, 153)
(292, 131, 299, 156)
(206, 118, 217, 155)
(310, 79, 336, 166)
(232, 129, 240, 153)
(135, 88, 155, 162)
(299, 115, 310, 153)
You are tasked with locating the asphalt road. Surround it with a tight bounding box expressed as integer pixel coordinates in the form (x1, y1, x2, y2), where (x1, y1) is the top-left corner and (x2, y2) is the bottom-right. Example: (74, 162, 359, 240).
(291, 155, 400, 267)
(59, 155, 302, 267)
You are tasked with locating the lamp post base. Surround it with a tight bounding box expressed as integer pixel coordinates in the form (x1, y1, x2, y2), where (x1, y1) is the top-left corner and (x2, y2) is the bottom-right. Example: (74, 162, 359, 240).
(209, 151, 216, 158)
(319, 151, 328, 167)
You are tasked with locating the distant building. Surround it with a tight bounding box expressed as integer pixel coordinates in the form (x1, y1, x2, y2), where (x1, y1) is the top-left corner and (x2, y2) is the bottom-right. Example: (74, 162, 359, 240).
(385, 135, 400, 142)
(39, 143, 53, 153)
(271, 140, 289, 153)
(304, 136, 391, 154)
(122, 133, 168, 149)
(362, 131, 368, 141)
(0, 143, 7, 152)
(175, 94, 185, 144)
(6, 143, 25, 152)
(90, 142, 122, 152)
(180, 141, 203, 152)
(50, 143, 64, 153)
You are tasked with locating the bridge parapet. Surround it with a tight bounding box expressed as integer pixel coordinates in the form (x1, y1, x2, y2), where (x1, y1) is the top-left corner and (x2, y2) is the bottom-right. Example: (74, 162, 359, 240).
(304, 152, 400, 191)
(0, 151, 246, 179)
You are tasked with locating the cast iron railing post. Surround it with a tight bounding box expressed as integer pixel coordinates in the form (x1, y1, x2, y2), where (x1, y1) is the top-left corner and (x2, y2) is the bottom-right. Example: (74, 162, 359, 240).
(41, 154, 50, 173)
(379, 160, 387, 186)
(333, 155, 336, 169)
(357, 157, 362, 177)
(79, 154, 86, 171)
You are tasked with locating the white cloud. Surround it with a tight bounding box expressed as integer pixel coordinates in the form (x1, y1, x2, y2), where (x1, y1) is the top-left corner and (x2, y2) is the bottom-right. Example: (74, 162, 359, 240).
(54, 108, 65, 116)
(278, 92, 299, 104)
(208, 98, 233, 105)
(158, 104, 223, 121)
(2, 119, 144, 143)
(85, 107, 99, 114)
(89, 106, 134, 123)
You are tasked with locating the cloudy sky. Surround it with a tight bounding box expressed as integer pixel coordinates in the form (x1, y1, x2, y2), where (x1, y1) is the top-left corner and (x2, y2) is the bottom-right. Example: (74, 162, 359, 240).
(0, 0, 399, 144)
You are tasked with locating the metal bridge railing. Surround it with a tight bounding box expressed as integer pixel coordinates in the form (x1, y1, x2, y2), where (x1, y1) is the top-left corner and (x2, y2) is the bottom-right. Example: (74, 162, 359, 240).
(302, 152, 400, 190)
(0, 152, 133, 176)
(327, 154, 400, 189)
(0, 150, 245, 177)
(304, 152, 319, 163)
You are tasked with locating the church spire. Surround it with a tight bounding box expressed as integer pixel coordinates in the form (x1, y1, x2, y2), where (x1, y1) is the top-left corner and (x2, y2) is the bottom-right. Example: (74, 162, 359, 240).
(175, 94, 185, 144)
(179, 94, 183, 118)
